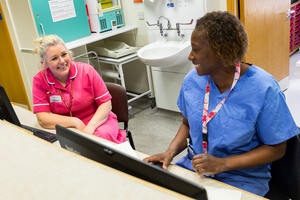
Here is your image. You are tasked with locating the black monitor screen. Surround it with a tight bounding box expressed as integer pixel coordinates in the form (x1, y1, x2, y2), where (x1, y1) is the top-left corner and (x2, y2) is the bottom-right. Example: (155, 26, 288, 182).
(0, 85, 21, 127)
(56, 124, 208, 200)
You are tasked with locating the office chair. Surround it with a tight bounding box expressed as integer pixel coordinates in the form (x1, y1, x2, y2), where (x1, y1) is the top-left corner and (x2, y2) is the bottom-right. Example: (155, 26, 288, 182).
(105, 82, 135, 150)
(264, 130, 300, 200)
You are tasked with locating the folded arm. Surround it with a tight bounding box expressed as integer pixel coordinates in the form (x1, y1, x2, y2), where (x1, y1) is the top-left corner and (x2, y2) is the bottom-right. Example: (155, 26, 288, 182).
(36, 112, 86, 130)
(83, 100, 112, 134)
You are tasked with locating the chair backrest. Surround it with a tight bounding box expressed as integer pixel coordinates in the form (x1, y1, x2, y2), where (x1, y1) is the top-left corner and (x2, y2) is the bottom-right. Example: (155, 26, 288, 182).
(268, 133, 300, 200)
(105, 82, 129, 126)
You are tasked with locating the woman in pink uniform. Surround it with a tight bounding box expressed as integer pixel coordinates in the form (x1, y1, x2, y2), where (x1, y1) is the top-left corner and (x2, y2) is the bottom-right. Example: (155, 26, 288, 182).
(32, 35, 126, 144)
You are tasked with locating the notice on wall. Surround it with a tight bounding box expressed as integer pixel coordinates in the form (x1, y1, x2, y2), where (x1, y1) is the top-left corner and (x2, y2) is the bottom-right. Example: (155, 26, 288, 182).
(48, 0, 76, 23)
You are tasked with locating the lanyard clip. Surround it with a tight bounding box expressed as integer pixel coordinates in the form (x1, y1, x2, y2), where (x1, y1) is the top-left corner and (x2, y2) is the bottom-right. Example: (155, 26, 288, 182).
(202, 133, 208, 142)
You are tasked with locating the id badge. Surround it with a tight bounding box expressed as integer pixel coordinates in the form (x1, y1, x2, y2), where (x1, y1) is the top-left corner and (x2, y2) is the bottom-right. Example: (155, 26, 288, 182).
(50, 95, 62, 103)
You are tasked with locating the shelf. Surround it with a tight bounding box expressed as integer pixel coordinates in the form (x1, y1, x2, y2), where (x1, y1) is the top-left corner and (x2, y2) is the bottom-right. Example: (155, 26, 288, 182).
(292, 1, 300, 7)
(20, 25, 138, 53)
(97, 53, 154, 104)
(290, 1, 300, 56)
(66, 25, 138, 49)
(98, 53, 140, 64)
(290, 47, 299, 56)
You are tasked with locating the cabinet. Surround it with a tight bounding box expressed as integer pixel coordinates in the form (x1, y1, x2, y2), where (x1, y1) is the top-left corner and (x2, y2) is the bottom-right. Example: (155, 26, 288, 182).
(30, 0, 91, 43)
(290, 1, 300, 55)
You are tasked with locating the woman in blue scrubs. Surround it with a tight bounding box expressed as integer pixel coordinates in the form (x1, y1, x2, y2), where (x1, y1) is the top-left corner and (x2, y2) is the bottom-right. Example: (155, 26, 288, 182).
(143, 11, 299, 197)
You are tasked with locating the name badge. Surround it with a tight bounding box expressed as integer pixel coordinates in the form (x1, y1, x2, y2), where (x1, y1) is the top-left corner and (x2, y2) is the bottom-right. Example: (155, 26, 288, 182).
(50, 95, 62, 103)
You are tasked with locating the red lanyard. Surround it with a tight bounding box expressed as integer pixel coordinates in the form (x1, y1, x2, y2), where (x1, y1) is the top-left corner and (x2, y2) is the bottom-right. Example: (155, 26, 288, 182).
(58, 79, 74, 117)
(202, 63, 240, 153)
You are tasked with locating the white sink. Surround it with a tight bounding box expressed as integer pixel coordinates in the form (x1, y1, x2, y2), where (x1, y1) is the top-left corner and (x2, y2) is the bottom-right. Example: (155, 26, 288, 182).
(137, 41, 191, 67)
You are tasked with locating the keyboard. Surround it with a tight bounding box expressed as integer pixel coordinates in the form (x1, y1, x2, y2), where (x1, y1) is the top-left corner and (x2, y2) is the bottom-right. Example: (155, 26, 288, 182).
(21, 124, 58, 143)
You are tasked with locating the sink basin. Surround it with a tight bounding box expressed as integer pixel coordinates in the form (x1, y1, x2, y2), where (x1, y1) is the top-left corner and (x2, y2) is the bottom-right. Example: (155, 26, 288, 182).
(137, 41, 191, 67)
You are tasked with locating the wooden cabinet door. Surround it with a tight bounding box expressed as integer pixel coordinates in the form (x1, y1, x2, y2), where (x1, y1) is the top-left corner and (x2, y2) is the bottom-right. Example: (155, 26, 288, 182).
(0, 3, 30, 109)
(240, 0, 291, 83)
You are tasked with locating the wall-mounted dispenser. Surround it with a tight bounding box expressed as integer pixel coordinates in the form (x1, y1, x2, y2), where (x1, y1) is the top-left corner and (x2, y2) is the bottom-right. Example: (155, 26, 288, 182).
(85, 0, 124, 33)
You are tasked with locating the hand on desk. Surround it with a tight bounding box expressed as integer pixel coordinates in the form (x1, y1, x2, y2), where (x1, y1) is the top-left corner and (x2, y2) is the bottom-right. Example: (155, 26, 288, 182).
(73, 117, 86, 131)
(73, 118, 98, 135)
(36, 112, 86, 131)
(143, 151, 173, 170)
(192, 154, 227, 175)
(82, 125, 96, 135)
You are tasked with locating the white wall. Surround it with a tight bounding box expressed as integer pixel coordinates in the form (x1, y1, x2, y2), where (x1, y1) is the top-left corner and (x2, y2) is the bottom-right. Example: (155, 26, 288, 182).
(120, 0, 149, 46)
(119, 0, 227, 94)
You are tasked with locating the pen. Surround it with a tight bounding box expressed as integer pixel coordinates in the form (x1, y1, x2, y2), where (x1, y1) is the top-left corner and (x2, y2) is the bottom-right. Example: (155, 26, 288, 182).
(187, 138, 195, 156)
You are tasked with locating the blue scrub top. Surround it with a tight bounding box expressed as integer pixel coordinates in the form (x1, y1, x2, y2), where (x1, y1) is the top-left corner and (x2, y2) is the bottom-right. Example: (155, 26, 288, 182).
(176, 65, 299, 196)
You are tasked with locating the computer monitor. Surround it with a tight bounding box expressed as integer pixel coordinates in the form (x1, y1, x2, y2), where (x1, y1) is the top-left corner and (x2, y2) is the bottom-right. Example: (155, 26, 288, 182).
(0, 85, 22, 127)
(55, 124, 208, 200)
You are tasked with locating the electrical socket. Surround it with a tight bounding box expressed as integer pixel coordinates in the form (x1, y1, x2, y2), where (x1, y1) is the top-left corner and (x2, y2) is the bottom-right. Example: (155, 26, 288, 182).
(138, 11, 144, 20)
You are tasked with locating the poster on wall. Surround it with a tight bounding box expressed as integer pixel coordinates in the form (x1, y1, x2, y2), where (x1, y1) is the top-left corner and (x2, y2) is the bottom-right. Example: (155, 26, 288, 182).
(48, 0, 76, 22)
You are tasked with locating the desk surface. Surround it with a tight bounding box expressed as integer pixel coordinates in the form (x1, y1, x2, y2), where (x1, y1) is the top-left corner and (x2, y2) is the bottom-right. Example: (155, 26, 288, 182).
(0, 121, 189, 200)
(8, 105, 266, 200)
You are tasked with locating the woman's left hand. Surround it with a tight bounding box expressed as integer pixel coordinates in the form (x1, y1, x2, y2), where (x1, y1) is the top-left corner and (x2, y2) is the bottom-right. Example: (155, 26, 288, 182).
(191, 154, 228, 175)
(83, 125, 95, 135)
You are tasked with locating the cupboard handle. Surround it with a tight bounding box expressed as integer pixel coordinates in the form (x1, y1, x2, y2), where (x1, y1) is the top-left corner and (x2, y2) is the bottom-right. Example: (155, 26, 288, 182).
(286, 9, 296, 20)
(39, 23, 45, 36)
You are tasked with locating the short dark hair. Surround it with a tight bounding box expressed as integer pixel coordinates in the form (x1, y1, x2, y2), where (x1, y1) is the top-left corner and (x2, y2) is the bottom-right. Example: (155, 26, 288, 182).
(195, 11, 249, 67)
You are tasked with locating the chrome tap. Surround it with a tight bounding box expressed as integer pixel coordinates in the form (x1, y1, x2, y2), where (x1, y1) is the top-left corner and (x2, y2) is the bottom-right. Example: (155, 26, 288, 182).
(157, 16, 172, 30)
(146, 18, 193, 38)
(176, 19, 194, 38)
(157, 16, 171, 37)
(158, 23, 167, 37)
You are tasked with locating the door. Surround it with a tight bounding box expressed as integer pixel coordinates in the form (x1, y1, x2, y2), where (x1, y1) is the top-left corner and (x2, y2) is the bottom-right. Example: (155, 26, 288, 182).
(0, 3, 30, 109)
(228, 0, 290, 84)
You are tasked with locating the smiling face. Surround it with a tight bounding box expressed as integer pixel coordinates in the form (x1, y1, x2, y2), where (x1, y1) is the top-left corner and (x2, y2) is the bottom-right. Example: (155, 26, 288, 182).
(44, 44, 71, 83)
(188, 28, 223, 77)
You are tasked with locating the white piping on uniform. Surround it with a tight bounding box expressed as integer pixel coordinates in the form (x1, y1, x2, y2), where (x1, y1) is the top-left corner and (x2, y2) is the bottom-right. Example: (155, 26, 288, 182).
(33, 103, 50, 107)
(95, 92, 109, 100)
(70, 61, 77, 79)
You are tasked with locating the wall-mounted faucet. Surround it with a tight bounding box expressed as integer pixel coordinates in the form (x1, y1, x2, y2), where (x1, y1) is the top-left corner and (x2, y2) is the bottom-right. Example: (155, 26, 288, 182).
(147, 15, 171, 37)
(158, 23, 168, 37)
(146, 17, 193, 38)
(157, 16, 172, 30)
(176, 19, 194, 38)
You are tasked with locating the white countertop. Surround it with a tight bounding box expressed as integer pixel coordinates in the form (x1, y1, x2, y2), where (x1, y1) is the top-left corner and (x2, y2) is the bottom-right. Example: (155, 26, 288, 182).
(66, 25, 138, 49)
(20, 25, 138, 53)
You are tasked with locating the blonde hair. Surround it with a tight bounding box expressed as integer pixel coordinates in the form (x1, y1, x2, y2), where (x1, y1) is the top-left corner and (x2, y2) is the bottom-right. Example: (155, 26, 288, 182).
(33, 35, 73, 68)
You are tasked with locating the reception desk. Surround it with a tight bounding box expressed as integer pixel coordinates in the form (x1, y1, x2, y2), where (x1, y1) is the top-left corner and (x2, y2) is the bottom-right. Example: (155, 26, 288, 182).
(0, 105, 267, 200)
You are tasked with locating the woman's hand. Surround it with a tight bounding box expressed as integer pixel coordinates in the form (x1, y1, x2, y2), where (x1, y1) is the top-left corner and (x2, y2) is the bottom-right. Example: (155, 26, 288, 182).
(82, 125, 95, 135)
(72, 117, 86, 131)
(143, 151, 174, 170)
(192, 142, 287, 175)
(191, 154, 228, 175)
